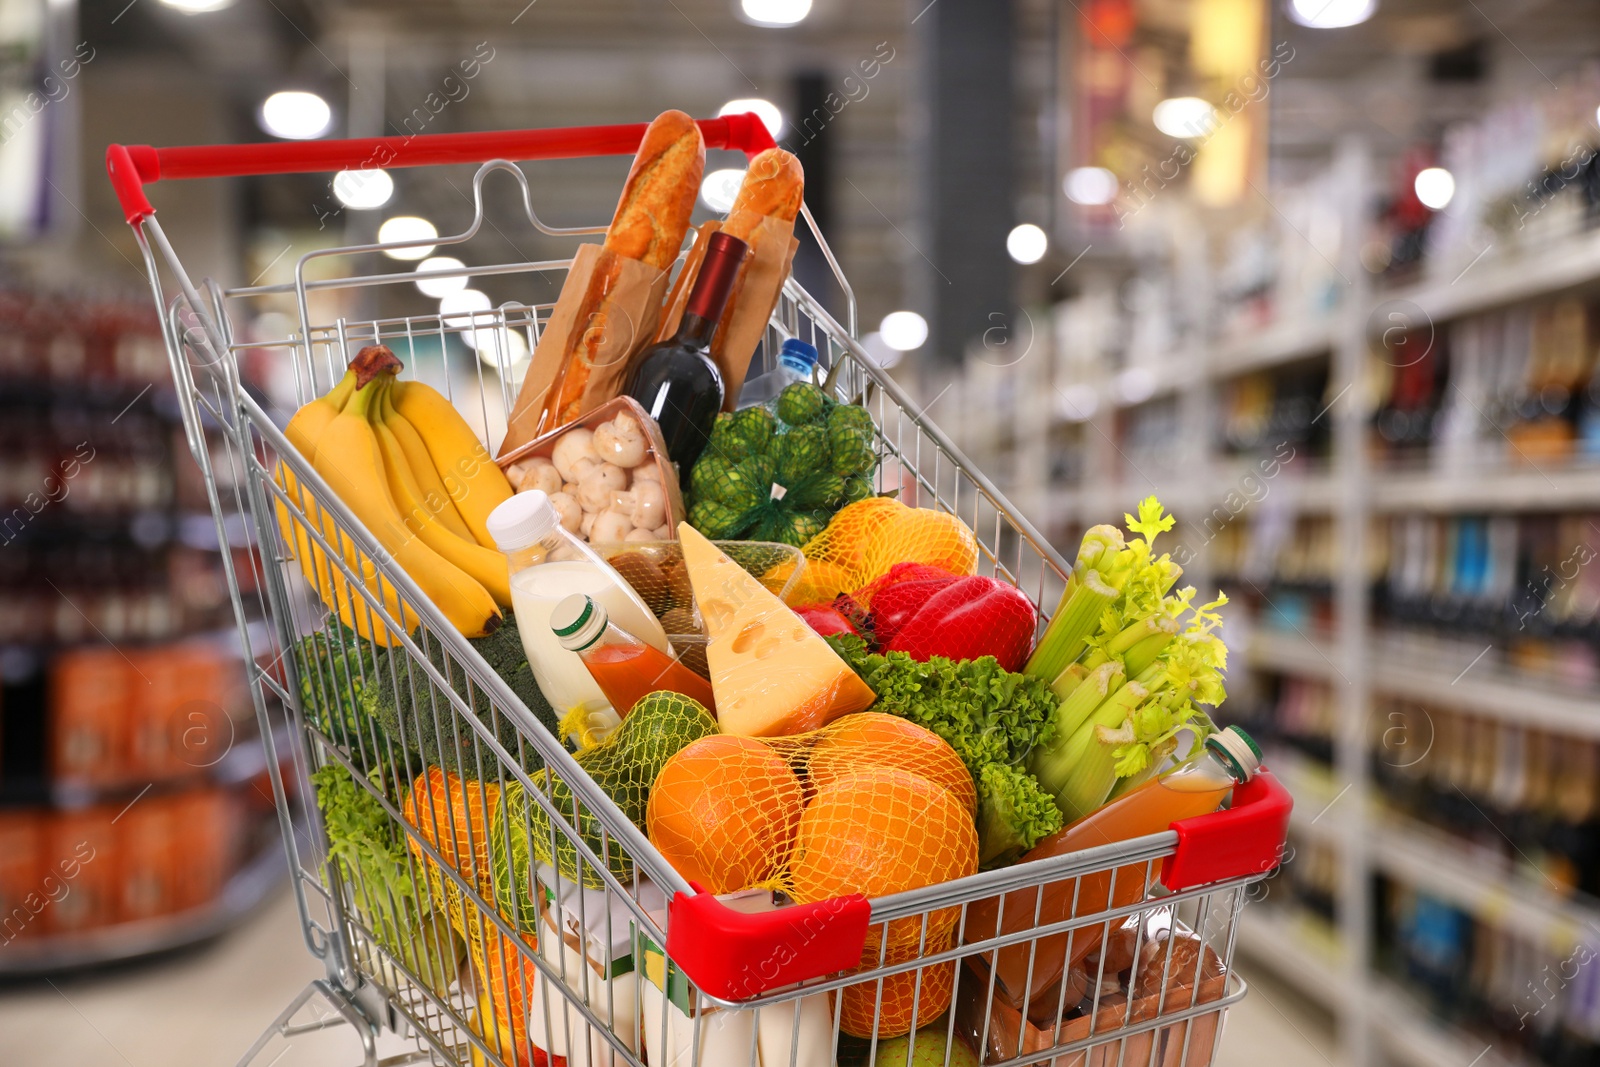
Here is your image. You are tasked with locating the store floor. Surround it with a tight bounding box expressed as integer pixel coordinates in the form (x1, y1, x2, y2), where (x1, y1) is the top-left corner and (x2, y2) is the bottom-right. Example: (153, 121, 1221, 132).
(0, 889, 1337, 1066)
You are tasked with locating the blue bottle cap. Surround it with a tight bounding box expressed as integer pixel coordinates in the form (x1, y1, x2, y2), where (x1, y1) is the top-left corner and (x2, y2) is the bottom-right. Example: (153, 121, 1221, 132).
(778, 338, 819, 373)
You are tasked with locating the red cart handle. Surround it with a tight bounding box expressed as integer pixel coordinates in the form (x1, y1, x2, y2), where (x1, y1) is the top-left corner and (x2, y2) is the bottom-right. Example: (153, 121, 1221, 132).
(1161, 767, 1293, 892)
(105, 113, 778, 227)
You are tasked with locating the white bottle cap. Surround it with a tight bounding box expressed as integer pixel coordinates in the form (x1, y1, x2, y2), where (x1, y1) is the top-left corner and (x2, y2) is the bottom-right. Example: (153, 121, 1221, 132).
(551, 593, 609, 652)
(1204, 725, 1262, 783)
(486, 490, 558, 551)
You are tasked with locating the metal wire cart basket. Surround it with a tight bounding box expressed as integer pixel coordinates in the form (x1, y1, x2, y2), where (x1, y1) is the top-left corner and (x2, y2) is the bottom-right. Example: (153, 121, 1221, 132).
(106, 116, 1292, 1067)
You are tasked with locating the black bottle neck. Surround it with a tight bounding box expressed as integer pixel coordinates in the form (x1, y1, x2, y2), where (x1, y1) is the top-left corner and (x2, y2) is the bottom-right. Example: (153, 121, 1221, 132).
(672, 310, 718, 352)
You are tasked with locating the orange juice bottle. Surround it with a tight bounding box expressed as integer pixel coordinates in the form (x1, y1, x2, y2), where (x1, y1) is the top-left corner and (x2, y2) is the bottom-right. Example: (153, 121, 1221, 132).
(965, 725, 1261, 1011)
(551, 594, 716, 718)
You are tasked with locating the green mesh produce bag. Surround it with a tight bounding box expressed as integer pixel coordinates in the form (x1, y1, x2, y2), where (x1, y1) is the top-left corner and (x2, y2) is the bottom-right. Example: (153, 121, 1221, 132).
(686, 382, 879, 546)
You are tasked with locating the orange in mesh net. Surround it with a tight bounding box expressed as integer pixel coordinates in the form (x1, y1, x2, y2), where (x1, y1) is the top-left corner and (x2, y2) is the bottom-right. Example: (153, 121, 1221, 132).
(403, 768, 501, 928)
(647, 734, 805, 893)
(468, 920, 540, 1066)
(794, 498, 979, 601)
(645, 714, 978, 925)
(836, 933, 958, 1039)
(786, 764, 977, 954)
(807, 713, 977, 817)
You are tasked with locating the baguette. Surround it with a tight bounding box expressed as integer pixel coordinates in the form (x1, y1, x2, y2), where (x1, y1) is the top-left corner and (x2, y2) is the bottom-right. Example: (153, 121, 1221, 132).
(724, 148, 805, 237)
(603, 110, 706, 269)
(536, 112, 705, 430)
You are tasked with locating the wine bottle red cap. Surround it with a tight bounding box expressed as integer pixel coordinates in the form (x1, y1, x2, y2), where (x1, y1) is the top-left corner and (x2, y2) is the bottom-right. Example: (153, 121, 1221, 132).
(685, 231, 751, 322)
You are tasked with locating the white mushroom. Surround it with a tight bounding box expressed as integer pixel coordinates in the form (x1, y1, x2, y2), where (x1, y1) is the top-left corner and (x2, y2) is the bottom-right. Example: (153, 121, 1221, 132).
(591, 509, 635, 544)
(577, 462, 628, 513)
(652, 523, 672, 540)
(561, 481, 580, 497)
(579, 511, 596, 539)
(624, 479, 667, 530)
(631, 462, 663, 484)
(625, 527, 659, 542)
(592, 413, 649, 469)
(521, 457, 562, 495)
(506, 460, 532, 486)
(547, 491, 583, 534)
(568, 455, 600, 484)
(551, 427, 599, 482)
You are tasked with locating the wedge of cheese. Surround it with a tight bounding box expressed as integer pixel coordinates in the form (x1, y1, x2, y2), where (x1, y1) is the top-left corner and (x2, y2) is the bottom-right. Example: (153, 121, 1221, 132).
(678, 523, 876, 736)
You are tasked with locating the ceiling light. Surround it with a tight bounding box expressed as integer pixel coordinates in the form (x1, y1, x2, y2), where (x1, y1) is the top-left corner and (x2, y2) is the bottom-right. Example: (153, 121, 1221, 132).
(377, 216, 438, 260)
(1064, 167, 1119, 206)
(441, 289, 492, 331)
(1288, 0, 1376, 28)
(259, 91, 332, 141)
(739, 0, 812, 26)
(879, 311, 928, 352)
(700, 168, 746, 213)
(1007, 224, 1048, 265)
(861, 331, 902, 369)
(1152, 97, 1219, 139)
(160, 0, 235, 11)
(1414, 167, 1455, 210)
(414, 256, 467, 298)
(719, 99, 785, 139)
(471, 329, 530, 369)
(332, 168, 394, 210)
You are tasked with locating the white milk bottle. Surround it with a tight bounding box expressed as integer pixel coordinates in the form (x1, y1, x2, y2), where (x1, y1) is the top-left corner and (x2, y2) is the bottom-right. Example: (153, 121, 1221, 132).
(486, 491, 670, 716)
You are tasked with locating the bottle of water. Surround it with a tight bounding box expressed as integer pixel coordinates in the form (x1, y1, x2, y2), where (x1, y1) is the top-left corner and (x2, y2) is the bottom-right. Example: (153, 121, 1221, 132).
(737, 338, 820, 409)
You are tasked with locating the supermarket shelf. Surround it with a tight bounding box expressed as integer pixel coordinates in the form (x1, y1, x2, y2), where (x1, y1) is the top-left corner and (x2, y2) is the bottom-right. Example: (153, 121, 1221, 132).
(1208, 319, 1337, 379)
(0, 834, 286, 976)
(1368, 815, 1600, 952)
(1380, 226, 1600, 327)
(1371, 655, 1600, 739)
(1370, 978, 1532, 1067)
(1372, 461, 1600, 512)
(1246, 629, 1600, 739)
(1234, 906, 1350, 1011)
(1245, 628, 1342, 683)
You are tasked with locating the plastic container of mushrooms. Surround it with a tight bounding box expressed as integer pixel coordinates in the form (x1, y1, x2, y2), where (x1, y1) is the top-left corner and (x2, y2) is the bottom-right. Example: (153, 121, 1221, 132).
(498, 397, 686, 545)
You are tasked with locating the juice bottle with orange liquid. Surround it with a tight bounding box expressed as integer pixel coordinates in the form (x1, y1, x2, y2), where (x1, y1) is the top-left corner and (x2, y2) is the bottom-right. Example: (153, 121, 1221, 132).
(964, 725, 1261, 1012)
(551, 593, 717, 718)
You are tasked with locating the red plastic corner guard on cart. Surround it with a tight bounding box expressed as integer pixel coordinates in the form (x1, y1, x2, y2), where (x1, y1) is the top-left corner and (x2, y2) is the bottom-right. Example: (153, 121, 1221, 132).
(666, 884, 873, 1004)
(668, 769, 1293, 1002)
(104, 113, 778, 227)
(1161, 767, 1293, 893)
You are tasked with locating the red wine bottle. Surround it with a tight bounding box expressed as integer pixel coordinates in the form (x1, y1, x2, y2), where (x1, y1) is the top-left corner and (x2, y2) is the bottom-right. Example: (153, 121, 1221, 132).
(624, 231, 749, 469)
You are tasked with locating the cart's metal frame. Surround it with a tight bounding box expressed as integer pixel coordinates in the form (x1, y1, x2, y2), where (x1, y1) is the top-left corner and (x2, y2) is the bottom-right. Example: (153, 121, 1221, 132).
(128, 150, 1264, 1067)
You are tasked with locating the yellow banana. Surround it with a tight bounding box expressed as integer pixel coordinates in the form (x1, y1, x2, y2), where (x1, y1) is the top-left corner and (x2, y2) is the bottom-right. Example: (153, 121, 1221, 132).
(370, 378, 513, 608)
(378, 380, 476, 541)
(314, 379, 502, 639)
(389, 379, 513, 549)
(276, 369, 416, 646)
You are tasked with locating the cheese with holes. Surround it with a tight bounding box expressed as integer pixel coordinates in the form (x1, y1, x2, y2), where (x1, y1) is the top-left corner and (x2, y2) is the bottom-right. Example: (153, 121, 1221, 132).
(678, 524, 876, 736)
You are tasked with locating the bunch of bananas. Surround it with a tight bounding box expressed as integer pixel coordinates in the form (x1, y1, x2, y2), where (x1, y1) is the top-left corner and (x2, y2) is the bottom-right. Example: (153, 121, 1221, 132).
(275, 344, 515, 644)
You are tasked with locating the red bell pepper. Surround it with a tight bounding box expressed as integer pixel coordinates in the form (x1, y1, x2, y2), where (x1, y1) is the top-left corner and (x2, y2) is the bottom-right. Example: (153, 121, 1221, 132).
(866, 565, 961, 647)
(884, 575, 1037, 671)
(794, 603, 859, 639)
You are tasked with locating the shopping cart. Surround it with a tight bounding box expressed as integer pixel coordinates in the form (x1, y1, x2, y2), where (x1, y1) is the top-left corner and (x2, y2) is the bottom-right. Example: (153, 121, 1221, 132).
(107, 116, 1292, 1067)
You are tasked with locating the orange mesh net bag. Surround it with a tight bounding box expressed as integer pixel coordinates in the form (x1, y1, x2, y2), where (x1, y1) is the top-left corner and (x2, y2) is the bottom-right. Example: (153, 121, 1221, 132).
(771, 498, 981, 607)
(645, 711, 980, 1038)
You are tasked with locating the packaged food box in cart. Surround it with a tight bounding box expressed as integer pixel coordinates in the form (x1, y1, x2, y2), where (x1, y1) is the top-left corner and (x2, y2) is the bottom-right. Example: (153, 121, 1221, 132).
(499, 395, 686, 546)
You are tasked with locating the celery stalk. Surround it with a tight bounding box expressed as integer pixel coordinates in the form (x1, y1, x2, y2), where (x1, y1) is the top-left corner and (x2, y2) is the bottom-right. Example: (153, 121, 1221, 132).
(1032, 661, 1125, 793)
(1123, 630, 1176, 677)
(1025, 569, 1119, 681)
(1050, 663, 1088, 701)
(1052, 681, 1149, 823)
